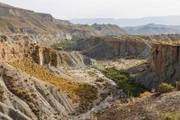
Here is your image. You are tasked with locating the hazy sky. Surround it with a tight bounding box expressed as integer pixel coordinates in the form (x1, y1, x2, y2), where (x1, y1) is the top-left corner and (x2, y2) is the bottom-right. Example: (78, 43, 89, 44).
(1, 0, 180, 20)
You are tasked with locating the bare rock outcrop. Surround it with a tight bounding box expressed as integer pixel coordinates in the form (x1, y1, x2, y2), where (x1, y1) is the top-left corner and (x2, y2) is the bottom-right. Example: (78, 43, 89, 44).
(136, 44, 180, 89)
(0, 40, 94, 68)
(67, 36, 151, 59)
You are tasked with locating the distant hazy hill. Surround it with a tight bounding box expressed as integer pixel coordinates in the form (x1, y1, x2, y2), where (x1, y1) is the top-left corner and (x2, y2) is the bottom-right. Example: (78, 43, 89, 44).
(123, 23, 180, 35)
(69, 16, 180, 27)
(91, 23, 128, 35)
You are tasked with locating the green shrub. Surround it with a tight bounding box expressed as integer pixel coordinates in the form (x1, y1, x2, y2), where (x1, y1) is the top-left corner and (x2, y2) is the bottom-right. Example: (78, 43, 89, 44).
(159, 83, 175, 94)
(103, 68, 147, 97)
(51, 40, 75, 51)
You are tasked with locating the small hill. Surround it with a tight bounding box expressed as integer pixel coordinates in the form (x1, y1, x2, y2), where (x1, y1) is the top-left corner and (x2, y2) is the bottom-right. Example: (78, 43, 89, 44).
(123, 23, 180, 35)
(91, 23, 128, 35)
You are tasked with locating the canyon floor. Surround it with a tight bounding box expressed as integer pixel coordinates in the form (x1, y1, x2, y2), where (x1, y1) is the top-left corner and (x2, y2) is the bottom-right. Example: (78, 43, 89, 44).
(66, 59, 145, 119)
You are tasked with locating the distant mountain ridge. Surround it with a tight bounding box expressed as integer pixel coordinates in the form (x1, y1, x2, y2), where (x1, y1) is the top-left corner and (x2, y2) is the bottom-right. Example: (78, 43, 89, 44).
(69, 15, 180, 27)
(91, 23, 128, 35)
(123, 23, 180, 35)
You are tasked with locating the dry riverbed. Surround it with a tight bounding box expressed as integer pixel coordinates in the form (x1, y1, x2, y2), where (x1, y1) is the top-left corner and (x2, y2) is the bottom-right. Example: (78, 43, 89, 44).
(65, 59, 145, 119)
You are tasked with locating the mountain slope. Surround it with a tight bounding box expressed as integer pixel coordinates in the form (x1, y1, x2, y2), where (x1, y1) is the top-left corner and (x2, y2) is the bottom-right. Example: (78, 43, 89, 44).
(91, 23, 128, 35)
(123, 23, 180, 35)
(0, 2, 102, 43)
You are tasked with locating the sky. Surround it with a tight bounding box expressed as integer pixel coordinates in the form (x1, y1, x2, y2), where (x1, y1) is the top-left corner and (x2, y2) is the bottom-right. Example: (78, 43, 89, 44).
(0, 0, 180, 20)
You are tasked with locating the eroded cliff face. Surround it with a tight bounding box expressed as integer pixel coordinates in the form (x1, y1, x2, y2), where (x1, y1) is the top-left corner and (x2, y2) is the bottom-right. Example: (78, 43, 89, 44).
(137, 44, 180, 89)
(67, 36, 151, 59)
(0, 40, 93, 68)
(0, 40, 58, 67)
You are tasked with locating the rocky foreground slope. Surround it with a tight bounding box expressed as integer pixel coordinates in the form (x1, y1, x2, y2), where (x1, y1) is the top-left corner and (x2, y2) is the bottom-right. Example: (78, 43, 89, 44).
(0, 39, 100, 120)
(0, 62, 74, 120)
(98, 91, 180, 120)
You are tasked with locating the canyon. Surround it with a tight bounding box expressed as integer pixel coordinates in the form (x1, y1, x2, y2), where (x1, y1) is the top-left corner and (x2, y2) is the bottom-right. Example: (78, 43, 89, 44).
(0, 2, 180, 120)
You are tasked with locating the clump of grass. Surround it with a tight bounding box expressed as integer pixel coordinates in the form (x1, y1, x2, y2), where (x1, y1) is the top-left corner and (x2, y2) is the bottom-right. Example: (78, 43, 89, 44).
(51, 40, 75, 51)
(103, 67, 147, 97)
(9, 58, 97, 113)
(159, 83, 175, 94)
(175, 81, 180, 91)
(88, 71, 98, 77)
(160, 113, 180, 120)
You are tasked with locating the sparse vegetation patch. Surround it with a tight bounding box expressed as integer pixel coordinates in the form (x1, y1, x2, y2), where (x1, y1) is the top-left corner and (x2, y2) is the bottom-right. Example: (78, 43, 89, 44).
(9, 58, 97, 113)
(103, 67, 147, 97)
(51, 40, 75, 51)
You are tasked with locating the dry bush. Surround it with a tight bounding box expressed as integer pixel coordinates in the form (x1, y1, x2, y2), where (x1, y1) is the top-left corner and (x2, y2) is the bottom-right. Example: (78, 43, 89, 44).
(140, 91, 151, 98)
(0, 37, 4, 42)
